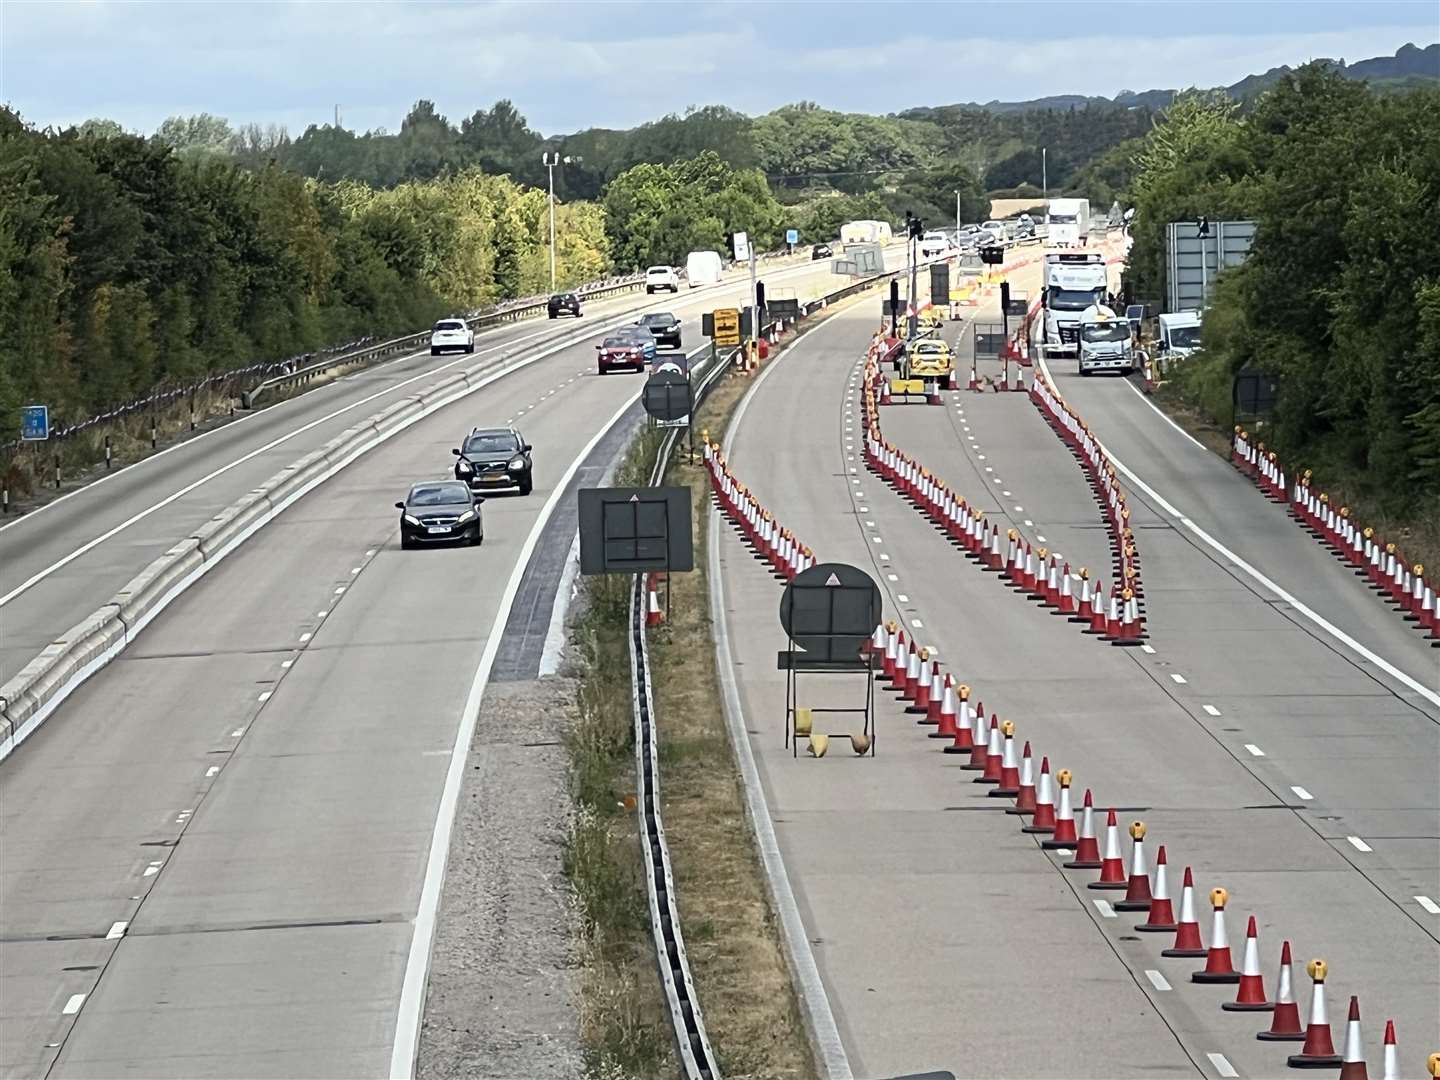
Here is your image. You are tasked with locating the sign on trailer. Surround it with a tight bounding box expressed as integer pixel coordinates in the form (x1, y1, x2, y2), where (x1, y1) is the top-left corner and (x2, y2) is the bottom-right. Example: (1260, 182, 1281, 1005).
(20, 405, 49, 441)
(779, 562, 882, 665)
(711, 307, 741, 346)
(577, 486, 695, 575)
(642, 369, 693, 427)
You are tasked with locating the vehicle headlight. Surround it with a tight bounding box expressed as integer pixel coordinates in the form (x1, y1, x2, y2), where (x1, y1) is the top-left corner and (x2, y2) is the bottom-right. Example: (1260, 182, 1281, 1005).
(455, 460, 473, 474)
(457, 509, 476, 523)
(508, 457, 526, 471)
(404, 514, 422, 526)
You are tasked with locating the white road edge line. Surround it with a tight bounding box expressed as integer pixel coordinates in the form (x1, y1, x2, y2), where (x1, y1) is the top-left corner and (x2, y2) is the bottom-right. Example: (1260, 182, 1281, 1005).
(537, 532, 582, 677)
(388, 389, 643, 1080)
(1035, 353, 1440, 709)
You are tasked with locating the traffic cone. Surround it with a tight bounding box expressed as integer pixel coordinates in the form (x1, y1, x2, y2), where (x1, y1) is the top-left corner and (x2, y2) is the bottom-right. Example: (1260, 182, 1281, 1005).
(881, 625, 900, 679)
(646, 579, 664, 627)
(1064, 789, 1102, 868)
(1008, 742, 1037, 814)
(932, 675, 958, 738)
(1073, 571, 1093, 623)
(962, 705, 990, 770)
(975, 717, 1004, 784)
(942, 684, 973, 751)
(1086, 580, 1108, 634)
(1058, 564, 1076, 615)
(1114, 821, 1153, 911)
(898, 644, 921, 699)
(1162, 867, 1207, 958)
(864, 623, 885, 656)
(1337, 997, 1368, 1080)
(1286, 959, 1342, 1067)
(1223, 916, 1274, 1011)
(1258, 941, 1306, 1041)
(1022, 757, 1056, 832)
(1192, 887, 1240, 983)
(1043, 769, 1078, 849)
(1088, 809, 1127, 888)
(1380, 1021, 1396, 1080)
(988, 721, 1020, 796)
(1135, 846, 1176, 932)
(909, 657, 937, 716)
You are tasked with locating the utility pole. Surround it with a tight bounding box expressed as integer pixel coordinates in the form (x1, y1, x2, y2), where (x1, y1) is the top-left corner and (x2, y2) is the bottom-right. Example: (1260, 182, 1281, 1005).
(749, 243, 758, 352)
(1196, 216, 1211, 308)
(541, 153, 582, 292)
(1042, 147, 1048, 202)
(954, 190, 962, 238)
(905, 211, 921, 339)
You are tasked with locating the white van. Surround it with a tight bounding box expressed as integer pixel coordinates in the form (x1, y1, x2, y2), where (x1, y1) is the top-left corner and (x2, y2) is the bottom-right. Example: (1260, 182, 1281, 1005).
(685, 250, 723, 288)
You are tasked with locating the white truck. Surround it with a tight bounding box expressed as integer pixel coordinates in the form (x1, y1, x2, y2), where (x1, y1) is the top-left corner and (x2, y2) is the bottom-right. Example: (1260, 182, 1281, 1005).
(1038, 251, 1108, 358)
(1077, 304, 1135, 376)
(684, 250, 723, 287)
(840, 219, 894, 245)
(1046, 198, 1090, 247)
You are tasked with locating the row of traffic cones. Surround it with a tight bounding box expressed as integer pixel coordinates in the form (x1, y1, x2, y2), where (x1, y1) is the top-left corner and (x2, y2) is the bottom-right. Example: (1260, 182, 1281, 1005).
(1232, 429, 1438, 647)
(702, 441, 815, 581)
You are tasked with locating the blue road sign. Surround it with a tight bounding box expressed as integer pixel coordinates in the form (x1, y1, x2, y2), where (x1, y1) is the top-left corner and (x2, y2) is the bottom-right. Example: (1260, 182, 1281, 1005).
(21, 404, 49, 441)
(785, 228, 799, 245)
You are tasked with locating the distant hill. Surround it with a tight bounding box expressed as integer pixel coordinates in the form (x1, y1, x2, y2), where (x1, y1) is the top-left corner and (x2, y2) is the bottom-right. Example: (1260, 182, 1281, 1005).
(907, 42, 1438, 116)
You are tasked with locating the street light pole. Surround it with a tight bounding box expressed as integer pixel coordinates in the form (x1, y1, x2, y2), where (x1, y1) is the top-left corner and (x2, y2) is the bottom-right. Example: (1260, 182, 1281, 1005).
(1042, 147, 1048, 202)
(541, 152, 582, 293)
(954, 190, 961, 237)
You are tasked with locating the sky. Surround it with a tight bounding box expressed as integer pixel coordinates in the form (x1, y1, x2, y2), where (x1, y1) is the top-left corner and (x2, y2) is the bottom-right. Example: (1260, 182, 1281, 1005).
(2, 0, 1436, 136)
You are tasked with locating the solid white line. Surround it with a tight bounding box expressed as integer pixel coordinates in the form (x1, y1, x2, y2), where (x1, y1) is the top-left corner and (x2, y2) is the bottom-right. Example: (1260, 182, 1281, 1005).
(388, 389, 643, 1080)
(1244, 743, 1265, 757)
(1094, 899, 1116, 918)
(62, 994, 86, 1015)
(1206, 1051, 1239, 1079)
(1123, 377, 1209, 452)
(538, 532, 582, 678)
(1347, 835, 1373, 853)
(1203, 704, 1222, 716)
(1036, 354, 1440, 708)
(1416, 895, 1440, 915)
(1170, 673, 1188, 685)
(1144, 969, 1172, 992)
(105, 921, 127, 940)
(1291, 786, 1313, 800)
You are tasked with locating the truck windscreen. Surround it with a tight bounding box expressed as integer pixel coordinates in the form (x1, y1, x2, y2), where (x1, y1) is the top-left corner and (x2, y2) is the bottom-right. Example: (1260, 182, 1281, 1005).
(1049, 215, 1077, 224)
(1169, 326, 1201, 349)
(1083, 323, 1129, 343)
(1049, 288, 1104, 311)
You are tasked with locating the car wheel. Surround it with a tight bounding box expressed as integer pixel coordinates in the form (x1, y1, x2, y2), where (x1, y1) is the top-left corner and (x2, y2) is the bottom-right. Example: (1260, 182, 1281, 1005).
(469, 528, 483, 546)
(430, 347, 439, 356)
(519, 476, 533, 496)
(646, 286, 654, 294)
(465, 343, 474, 353)
(401, 535, 415, 550)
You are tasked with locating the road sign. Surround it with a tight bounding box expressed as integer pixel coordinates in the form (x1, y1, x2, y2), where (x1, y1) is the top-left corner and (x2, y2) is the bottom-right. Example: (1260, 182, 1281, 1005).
(980, 245, 1005, 266)
(712, 307, 741, 347)
(973, 321, 1006, 359)
(733, 231, 750, 262)
(929, 264, 949, 306)
(578, 486, 694, 575)
(20, 405, 49, 441)
(779, 562, 882, 665)
(642, 369, 693, 427)
(785, 228, 799, 246)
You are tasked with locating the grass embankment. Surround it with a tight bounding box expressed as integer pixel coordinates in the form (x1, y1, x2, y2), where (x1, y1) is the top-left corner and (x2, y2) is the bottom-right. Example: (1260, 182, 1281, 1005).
(1156, 365, 1440, 573)
(566, 335, 840, 1078)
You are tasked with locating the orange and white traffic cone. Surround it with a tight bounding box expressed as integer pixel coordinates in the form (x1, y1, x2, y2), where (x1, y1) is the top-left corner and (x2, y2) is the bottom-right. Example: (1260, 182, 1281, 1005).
(881, 625, 900, 680)
(1192, 887, 1240, 983)
(1088, 809, 1127, 889)
(1162, 867, 1207, 958)
(975, 716, 1005, 785)
(900, 646, 922, 701)
(1043, 769, 1077, 848)
(942, 684, 973, 751)
(1287, 959, 1342, 1067)
(932, 674, 957, 738)
(961, 704, 990, 770)
(1135, 845, 1176, 932)
(1114, 820, 1153, 911)
(1008, 742, 1037, 815)
(988, 720, 1020, 797)
(1058, 563, 1076, 615)
(1223, 916, 1274, 1011)
(1337, 997, 1368, 1080)
(909, 657, 938, 716)
(1064, 788, 1102, 868)
(1381, 1021, 1397, 1080)
(1023, 757, 1056, 833)
(646, 578, 664, 627)
(1258, 941, 1306, 1041)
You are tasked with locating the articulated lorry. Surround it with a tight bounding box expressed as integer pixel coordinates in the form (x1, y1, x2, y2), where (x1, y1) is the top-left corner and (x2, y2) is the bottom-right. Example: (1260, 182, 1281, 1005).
(840, 220, 894, 245)
(1038, 251, 1108, 359)
(1045, 198, 1090, 247)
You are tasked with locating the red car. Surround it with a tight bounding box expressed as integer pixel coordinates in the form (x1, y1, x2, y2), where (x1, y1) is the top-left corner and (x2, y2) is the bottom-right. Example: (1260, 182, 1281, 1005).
(596, 335, 647, 374)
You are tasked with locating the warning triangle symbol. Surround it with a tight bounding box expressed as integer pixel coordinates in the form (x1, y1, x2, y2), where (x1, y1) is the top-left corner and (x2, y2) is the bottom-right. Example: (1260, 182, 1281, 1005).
(824, 572, 842, 586)
(629, 494, 641, 502)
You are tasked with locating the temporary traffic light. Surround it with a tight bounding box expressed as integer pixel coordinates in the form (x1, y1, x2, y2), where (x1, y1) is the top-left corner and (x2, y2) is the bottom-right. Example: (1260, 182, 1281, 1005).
(755, 280, 766, 313)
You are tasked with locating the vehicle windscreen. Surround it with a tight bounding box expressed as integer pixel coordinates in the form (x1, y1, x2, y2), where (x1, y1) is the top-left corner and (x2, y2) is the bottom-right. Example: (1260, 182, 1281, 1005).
(641, 314, 675, 326)
(601, 337, 633, 350)
(1049, 288, 1104, 312)
(1083, 323, 1130, 343)
(434, 321, 466, 332)
(646, 267, 670, 276)
(463, 433, 520, 455)
(551, 294, 575, 303)
(1169, 326, 1202, 349)
(409, 482, 471, 506)
(1049, 214, 1077, 224)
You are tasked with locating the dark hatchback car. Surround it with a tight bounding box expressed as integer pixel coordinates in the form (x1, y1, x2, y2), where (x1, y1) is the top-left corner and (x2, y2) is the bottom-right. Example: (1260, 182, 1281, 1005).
(396, 480, 483, 548)
(547, 292, 581, 318)
(812, 243, 833, 260)
(453, 427, 533, 495)
(637, 312, 682, 349)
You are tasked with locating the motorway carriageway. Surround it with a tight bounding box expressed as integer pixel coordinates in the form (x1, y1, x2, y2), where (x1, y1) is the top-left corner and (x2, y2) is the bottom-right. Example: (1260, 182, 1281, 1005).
(711, 266, 1438, 1077)
(0, 252, 898, 1077)
(0, 248, 886, 688)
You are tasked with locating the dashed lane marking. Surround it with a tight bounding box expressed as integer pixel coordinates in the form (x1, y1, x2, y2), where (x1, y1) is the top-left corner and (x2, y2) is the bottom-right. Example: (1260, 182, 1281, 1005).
(1244, 743, 1265, 757)
(1416, 896, 1440, 915)
(105, 921, 127, 940)
(257, 691, 272, 702)
(1291, 786, 1313, 801)
(205, 765, 220, 778)
(62, 994, 85, 1015)
(1202, 704, 1221, 716)
(910, 619, 924, 628)
(1094, 899, 1116, 918)
(1206, 1052, 1238, 1079)
(1140, 643, 1155, 654)
(1169, 673, 1187, 685)
(1145, 969, 1172, 992)
(1347, 836, 1373, 853)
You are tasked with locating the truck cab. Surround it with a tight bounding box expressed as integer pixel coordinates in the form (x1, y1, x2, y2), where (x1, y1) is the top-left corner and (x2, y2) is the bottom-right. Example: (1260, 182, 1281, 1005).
(1077, 305, 1134, 376)
(1039, 252, 1107, 359)
(1157, 312, 1202, 359)
(1046, 198, 1090, 248)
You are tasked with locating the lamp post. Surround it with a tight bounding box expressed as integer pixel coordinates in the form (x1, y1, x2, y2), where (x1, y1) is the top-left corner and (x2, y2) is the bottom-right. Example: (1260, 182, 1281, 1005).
(541, 152, 581, 291)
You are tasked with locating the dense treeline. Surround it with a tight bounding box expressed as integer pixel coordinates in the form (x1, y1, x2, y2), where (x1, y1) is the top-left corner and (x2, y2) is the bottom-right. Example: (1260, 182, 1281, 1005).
(0, 107, 609, 440)
(1128, 67, 1440, 508)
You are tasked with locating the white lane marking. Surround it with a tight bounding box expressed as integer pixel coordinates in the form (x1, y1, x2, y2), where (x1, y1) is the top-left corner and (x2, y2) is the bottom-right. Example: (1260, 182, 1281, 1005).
(1036, 534, 1047, 543)
(316, 610, 328, 619)
(1291, 786, 1313, 801)
(143, 861, 162, 877)
(299, 632, 312, 642)
(334, 586, 345, 595)
(62, 994, 86, 1015)
(1014, 505, 1023, 512)
(1002, 490, 1012, 497)
(1244, 743, 1265, 757)
(887, 574, 898, 581)
(1094, 899, 1116, 918)
(1140, 643, 1155, 654)
(1416, 895, 1440, 914)
(230, 728, 245, 737)
(859, 506, 869, 513)
(1347, 836, 1373, 853)
(205, 765, 219, 777)
(1123, 377, 1209, 452)
(365, 549, 376, 557)
(991, 477, 1001, 484)
(389, 388, 643, 1080)
(1202, 704, 1221, 716)
(871, 536, 883, 544)
(910, 619, 924, 628)
(977, 454, 987, 461)
(897, 594, 910, 602)
(257, 691, 272, 702)
(105, 921, 127, 940)
(281, 659, 293, 669)
(865, 520, 875, 527)
(351, 567, 362, 575)
(879, 553, 891, 561)
(1023, 519, 1034, 527)
(1145, 969, 1172, 992)
(984, 466, 993, 472)
(1206, 1052, 1239, 1079)
(1170, 673, 1187, 685)
(1037, 352, 1440, 710)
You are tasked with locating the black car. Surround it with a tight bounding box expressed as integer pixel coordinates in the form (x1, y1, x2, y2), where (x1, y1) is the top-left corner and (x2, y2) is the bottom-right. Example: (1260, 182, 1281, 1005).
(396, 480, 483, 548)
(637, 312, 681, 349)
(547, 292, 581, 318)
(453, 427, 533, 495)
(812, 243, 833, 260)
